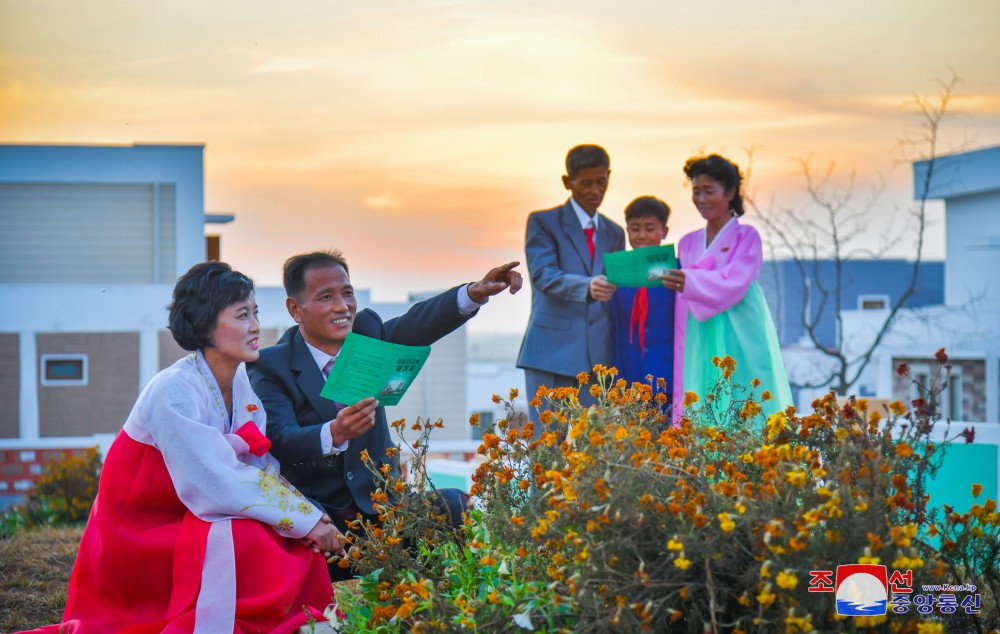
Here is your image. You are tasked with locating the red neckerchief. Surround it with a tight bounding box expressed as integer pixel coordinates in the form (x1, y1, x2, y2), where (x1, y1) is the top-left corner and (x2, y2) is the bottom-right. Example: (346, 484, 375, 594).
(629, 287, 648, 353)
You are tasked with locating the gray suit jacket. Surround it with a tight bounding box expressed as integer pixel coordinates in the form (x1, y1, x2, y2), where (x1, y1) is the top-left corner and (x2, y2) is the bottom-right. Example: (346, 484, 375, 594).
(516, 199, 626, 377)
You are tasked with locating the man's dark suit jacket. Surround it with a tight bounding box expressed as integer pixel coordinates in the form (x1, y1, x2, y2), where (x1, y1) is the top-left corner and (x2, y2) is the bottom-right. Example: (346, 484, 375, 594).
(248, 285, 476, 516)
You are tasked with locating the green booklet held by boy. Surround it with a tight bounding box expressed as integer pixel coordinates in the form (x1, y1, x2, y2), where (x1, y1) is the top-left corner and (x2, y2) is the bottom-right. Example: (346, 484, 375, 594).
(604, 244, 678, 287)
(320, 332, 431, 407)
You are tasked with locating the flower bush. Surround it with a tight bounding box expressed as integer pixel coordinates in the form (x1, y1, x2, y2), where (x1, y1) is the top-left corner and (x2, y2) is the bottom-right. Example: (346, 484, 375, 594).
(335, 355, 999, 633)
(1, 448, 101, 536)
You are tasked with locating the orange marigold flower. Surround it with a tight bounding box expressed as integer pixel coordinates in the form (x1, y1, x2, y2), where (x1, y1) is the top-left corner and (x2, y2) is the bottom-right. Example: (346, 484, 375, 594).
(684, 391, 699, 406)
(480, 555, 498, 566)
(589, 384, 603, 398)
(740, 400, 762, 419)
(867, 532, 883, 551)
(577, 372, 590, 384)
(895, 442, 913, 457)
(491, 394, 502, 404)
(761, 390, 772, 401)
(972, 483, 984, 497)
(510, 515, 524, 526)
(468, 412, 480, 426)
(594, 478, 611, 500)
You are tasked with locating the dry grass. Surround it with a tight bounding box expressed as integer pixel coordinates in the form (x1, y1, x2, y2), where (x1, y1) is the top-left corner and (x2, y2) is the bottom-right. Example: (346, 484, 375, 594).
(0, 525, 82, 632)
(0, 526, 358, 632)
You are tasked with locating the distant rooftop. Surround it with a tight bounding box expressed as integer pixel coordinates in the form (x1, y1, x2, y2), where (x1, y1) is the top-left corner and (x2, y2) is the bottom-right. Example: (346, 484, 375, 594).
(914, 144, 1000, 200)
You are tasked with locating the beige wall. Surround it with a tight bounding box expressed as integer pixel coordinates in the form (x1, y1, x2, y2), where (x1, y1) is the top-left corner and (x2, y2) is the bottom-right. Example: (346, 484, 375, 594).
(158, 329, 188, 370)
(37, 332, 139, 437)
(0, 334, 19, 438)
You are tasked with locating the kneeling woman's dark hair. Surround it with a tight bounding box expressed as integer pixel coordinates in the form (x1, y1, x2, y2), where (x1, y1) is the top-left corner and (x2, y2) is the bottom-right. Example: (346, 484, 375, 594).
(169, 262, 255, 351)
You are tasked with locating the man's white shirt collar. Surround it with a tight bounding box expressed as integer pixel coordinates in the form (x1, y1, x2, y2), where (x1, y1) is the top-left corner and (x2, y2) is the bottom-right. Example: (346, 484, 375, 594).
(570, 197, 599, 230)
(303, 338, 336, 373)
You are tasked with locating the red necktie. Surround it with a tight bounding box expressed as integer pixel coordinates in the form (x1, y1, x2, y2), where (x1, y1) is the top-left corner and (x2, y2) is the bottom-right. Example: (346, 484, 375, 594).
(629, 287, 648, 353)
(584, 226, 595, 262)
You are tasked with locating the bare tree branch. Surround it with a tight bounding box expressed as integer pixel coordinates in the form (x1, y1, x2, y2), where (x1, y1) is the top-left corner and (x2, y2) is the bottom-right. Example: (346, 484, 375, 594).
(749, 71, 961, 394)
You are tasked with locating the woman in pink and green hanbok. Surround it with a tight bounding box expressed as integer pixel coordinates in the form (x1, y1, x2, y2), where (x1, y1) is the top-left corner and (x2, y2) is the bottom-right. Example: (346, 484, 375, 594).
(663, 154, 793, 424)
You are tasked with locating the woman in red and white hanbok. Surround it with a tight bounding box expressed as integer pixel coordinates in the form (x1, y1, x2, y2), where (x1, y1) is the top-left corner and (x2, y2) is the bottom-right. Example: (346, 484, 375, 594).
(25, 262, 341, 634)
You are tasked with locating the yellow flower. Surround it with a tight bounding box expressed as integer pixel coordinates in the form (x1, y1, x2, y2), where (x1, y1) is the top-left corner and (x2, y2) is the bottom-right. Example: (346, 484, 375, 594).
(916, 624, 943, 634)
(756, 588, 776, 610)
(784, 470, 806, 486)
(667, 538, 684, 552)
(775, 571, 798, 590)
(673, 556, 691, 570)
(765, 411, 788, 440)
(718, 512, 736, 532)
(972, 482, 984, 498)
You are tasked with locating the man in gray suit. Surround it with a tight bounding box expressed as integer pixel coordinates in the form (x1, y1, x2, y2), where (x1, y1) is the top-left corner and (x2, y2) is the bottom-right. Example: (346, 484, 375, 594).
(517, 145, 626, 424)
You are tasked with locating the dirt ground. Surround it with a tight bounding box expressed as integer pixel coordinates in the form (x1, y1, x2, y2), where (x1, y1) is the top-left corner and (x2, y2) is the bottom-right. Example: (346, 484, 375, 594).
(0, 526, 82, 633)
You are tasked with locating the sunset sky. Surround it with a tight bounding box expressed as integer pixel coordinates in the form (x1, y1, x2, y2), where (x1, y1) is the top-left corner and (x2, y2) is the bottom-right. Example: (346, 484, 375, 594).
(3, 0, 999, 332)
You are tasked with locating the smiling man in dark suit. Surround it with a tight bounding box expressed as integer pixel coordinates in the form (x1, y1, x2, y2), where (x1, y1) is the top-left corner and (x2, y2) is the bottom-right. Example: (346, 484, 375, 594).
(248, 250, 520, 580)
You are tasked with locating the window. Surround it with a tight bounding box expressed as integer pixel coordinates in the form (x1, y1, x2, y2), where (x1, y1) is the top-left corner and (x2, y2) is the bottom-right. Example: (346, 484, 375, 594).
(858, 295, 889, 311)
(470, 410, 495, 441)
(41, 354, 88, 386)
(906, 362, 963, 422)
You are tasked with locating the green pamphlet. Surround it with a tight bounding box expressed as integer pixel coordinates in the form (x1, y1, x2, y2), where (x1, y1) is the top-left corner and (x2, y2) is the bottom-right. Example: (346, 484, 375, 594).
(320, 333, 431, 407)
(604, 244, 678, 287)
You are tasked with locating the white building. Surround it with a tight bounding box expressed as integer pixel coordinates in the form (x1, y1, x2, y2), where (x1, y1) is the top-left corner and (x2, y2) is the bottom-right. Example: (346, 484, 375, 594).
(0, 143, 470, 505)
(838, 145, 1000, 504)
